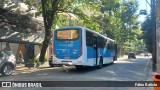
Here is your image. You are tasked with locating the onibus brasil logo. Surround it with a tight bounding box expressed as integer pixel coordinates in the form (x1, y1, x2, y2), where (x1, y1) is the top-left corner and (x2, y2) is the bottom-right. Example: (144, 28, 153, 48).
(1, 82, 42, 87)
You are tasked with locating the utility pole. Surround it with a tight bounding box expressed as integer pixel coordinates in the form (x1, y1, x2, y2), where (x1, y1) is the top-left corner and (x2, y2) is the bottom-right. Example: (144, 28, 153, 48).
(156, 0, 160, 73)
(151, 0, 157, 72)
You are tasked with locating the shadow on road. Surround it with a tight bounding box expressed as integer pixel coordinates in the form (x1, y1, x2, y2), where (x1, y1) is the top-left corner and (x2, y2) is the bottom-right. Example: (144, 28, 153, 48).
(60, 62, 114, 73)
(0, 57, 151, 81)
(0, 62, 115, 77)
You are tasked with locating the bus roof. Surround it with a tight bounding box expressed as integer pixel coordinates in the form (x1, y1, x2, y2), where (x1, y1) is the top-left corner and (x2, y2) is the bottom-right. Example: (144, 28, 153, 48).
(55, 26, 115, 42)
(84, 27, 115, 42)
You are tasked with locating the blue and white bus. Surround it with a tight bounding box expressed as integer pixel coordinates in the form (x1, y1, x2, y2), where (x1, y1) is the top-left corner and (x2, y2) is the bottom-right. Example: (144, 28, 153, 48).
(52, 26, 117, 69)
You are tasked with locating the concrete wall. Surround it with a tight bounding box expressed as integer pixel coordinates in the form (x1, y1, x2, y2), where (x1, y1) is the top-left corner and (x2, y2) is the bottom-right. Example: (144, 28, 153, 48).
(0, 42, 51, 63)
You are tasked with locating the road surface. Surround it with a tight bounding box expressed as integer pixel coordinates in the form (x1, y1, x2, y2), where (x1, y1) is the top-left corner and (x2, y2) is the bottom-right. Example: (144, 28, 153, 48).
(0, 56, 153, 90)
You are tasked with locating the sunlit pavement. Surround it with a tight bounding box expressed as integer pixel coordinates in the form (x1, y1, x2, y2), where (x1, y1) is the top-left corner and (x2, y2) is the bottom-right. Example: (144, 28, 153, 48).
(0, 56, 153, 90)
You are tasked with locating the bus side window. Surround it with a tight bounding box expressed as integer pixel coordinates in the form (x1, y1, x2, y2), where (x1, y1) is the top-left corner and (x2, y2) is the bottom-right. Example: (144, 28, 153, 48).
(102, 38, 106, 48)
(97, 36, 105, 48)
(105, 39, 108, 49)
(86, 31, 93, 46)
(110, 42, 114, 50)
(107, 41, 112, 49)
(93, 36, 98, 48)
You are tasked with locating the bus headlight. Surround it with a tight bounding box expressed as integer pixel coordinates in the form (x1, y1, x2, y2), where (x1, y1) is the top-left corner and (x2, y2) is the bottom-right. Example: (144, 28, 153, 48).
(68, 62, 73, 65)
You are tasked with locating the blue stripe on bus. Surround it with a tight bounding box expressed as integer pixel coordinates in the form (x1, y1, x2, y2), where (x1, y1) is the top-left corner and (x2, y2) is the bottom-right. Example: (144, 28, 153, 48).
(87, 47, 115, 58)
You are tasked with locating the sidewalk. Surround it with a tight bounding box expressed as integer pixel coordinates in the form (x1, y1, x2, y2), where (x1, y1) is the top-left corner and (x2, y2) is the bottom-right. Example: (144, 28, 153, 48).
(146, 68, 154, 90)
(117, 55, 128, 60)
(13, 62, 51, 75)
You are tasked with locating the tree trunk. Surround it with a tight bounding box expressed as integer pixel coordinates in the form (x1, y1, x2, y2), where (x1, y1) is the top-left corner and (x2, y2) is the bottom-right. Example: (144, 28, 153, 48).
(39, 0, 60, 63)
(39, 36, 50, 62)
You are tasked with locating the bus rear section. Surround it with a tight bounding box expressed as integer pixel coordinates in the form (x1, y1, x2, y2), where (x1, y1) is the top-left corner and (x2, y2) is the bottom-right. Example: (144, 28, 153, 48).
(52, 28, 83, 66)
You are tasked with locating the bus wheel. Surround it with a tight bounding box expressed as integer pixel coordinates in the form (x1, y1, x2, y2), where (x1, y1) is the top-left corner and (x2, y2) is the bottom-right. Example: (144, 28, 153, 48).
(49, 64, 55, 67)
(113, 56, 116, 61)
(97, 57, 103, 69)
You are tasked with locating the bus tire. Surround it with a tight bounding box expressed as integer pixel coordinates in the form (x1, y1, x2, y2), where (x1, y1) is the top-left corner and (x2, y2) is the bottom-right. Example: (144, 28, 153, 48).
(97, 57, 103, 69)
(113, 56, 117, 61)
(112, 56, 116, 64)
(49, 64, 55, 67)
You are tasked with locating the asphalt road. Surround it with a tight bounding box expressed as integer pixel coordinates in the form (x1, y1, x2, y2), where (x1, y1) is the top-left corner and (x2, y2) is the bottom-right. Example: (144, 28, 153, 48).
(0, 56, 153, 90)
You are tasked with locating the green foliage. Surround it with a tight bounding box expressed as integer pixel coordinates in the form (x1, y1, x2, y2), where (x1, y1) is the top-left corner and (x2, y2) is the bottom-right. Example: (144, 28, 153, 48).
(141, 16, 152, 53)
(93, 0, 141, 55)
(9, 0, 142, 57)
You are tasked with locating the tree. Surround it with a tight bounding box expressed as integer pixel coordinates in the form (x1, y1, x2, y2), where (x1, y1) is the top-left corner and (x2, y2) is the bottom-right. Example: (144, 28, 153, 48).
(141, 16, 152, 53)
(93, 0, 141, 56)
(39, 0, 62, 62)
(0, 0, 101, 62)
(39, 0, 101, 62)
(119, 1, 141, 55)
(1, 0, 142, 59)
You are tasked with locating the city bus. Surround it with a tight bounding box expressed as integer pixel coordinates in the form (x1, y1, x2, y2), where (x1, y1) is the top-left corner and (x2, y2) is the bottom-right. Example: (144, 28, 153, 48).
(51, 26, 117, 69)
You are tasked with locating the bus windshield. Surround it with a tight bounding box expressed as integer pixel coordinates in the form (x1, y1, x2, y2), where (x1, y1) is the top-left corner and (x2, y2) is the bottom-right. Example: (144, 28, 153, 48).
(56, 30, 79, 40)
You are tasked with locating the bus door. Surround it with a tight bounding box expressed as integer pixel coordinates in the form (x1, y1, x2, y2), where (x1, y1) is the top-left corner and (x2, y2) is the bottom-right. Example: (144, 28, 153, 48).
(93, 36, 98, 65)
